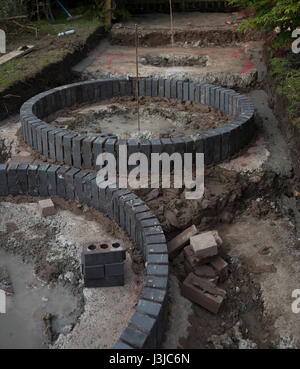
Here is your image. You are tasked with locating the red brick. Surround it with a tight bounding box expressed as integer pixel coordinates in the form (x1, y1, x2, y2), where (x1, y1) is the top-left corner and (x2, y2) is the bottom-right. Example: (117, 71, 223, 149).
(168, 225, 198, 259)
(190, 231, 218, 258)
(37, 199, 56, 217)
(210, 256, 228, 282)
(212, 230, 223, 246)
(184, 245, 215, 266)
(182, 273, 225, 314)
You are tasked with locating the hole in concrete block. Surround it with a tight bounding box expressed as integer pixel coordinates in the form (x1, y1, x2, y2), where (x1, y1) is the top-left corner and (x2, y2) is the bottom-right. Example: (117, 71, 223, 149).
(88, 244, 97, 251)
(112, 242, 120, 248)
(100, 243, 109, 249)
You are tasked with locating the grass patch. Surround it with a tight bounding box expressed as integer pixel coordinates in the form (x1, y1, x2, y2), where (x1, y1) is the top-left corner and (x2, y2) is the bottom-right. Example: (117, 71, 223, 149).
(0, 16, 102, 90)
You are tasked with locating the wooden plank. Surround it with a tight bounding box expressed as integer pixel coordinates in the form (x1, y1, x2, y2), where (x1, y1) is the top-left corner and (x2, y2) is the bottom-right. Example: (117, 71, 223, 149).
(0, 45, 35, 66)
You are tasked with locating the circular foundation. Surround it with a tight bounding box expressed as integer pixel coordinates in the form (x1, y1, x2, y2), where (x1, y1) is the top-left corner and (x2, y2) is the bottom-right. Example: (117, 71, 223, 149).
(20, 78, 255, 169)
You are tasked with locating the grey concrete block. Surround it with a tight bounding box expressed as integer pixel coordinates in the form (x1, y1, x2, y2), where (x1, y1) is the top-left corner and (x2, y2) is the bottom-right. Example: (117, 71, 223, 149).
(142, 287, 166, 303)
(72, 135, 86, 169)
(170, 79, 177, 99)
(130, 311, 156, 334)
(183, 82, 189, 101)
(83, 173, 97, 207)
(74, 170, 89, 203)
(177, 80, 183, 100)
(48, 129, 61, 161)
(8, 164, 18, 195)
(91, 177, 100, 210)
(183, 136, 194, 153)
(165, 79, 171, 98)
(0, 164, 8, 196)
(41, 126, 53, 157)
(36, 124, 47, 153)
(145, 275, 168, 290)
(151, 79, 158, 97)
(147, 254, 168, 265)
(119, 193, 137, 229)
(56, 167, 69, 197)
(82, 136, 96, 170)
(93, 136, 107, 171)
(146, 78, 152, 96)
(120, 326, 148, 349)
(139, 78, 146, 96)
(84, 275, 124, 287)
(38, 164, 50, 197)
(137, 299, 162, 318)
(63, 133, 77, 166)
(147, 264, 169, 276)
(55, 130, 68, 163)
(105, 262, 124, 277)
(113, 189, 131, 224)
(47, 165, 60, 196)
(128, 139, 139, 172)
(65, 168, 80, 200)
(28, 164, 39, 196)
(189, 82, 196, 102)
(158, 79, 165, 97)
(84, 264, 105, 280)
(147, 243, 168, 255)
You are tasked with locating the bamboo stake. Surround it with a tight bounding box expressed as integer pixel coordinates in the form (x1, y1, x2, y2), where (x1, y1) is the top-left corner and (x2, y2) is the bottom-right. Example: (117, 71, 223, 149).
(135, 24, 140, 132)
(36, 0, 40, 24)
(169, 0, 175, 49)
(106, 0, 112, 27)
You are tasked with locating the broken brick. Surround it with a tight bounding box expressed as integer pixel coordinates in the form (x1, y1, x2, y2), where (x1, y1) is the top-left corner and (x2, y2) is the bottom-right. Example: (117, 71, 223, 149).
(182, 273, 225, 314)
(210, 256, 228, 282)
(168, 224, 198, 259)
(184, 244, 215, 266)
(190, 231, 218, 259)
(37, 199, 56, 217)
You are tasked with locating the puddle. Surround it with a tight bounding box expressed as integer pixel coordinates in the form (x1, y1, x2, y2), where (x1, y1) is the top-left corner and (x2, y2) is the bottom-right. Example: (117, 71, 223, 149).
(0, 250, 80, 349)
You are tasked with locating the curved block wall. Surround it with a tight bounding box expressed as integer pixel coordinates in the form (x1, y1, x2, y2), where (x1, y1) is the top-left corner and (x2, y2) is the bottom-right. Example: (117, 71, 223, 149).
(0, 162, 168, 349)
(20, 79, 255, 170)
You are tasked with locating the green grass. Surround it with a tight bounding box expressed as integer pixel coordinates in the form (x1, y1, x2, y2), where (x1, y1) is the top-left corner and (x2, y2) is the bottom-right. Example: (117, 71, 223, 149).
(0, 16, 102, 90)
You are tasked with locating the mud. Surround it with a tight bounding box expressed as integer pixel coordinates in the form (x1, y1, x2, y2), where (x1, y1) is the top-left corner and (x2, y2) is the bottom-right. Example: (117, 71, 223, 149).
(0, 250, 80, 349)
(46, 96, 232, 139)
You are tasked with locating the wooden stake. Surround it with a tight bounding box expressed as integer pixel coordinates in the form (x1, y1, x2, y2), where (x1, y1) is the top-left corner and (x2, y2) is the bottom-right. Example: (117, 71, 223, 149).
(106, 0, 112, 27)
(169, 0, 175, 49)
(135, 24, 140, 132)
(36, 0, 40, 24)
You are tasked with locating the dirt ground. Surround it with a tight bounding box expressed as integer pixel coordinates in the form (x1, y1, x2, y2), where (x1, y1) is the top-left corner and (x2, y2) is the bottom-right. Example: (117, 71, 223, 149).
(46, 96, 233, 139)
(109, 12, 261, 48)
(82, 39, 265, 90)
(0, 195, 144, 349)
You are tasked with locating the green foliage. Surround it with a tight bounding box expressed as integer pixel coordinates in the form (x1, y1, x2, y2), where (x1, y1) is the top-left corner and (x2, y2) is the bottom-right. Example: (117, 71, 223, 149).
(270, 57, 300, 121)
(80, 0, 131, 26)
(228, 0, 300, 46)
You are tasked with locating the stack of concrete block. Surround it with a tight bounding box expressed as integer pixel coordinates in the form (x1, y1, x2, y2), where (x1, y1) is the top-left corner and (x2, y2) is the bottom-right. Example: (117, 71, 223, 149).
(168, 227, 228, 314)
(81, 239, 126, 288)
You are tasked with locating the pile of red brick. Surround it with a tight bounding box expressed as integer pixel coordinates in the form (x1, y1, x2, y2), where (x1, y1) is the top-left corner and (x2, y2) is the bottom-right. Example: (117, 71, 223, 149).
(168, 225, 228, 314)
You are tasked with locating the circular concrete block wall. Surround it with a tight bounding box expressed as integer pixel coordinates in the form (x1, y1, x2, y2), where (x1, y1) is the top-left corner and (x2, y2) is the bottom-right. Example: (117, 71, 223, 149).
(20, 78, 255, 170)
(0, 162, 168, 349)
